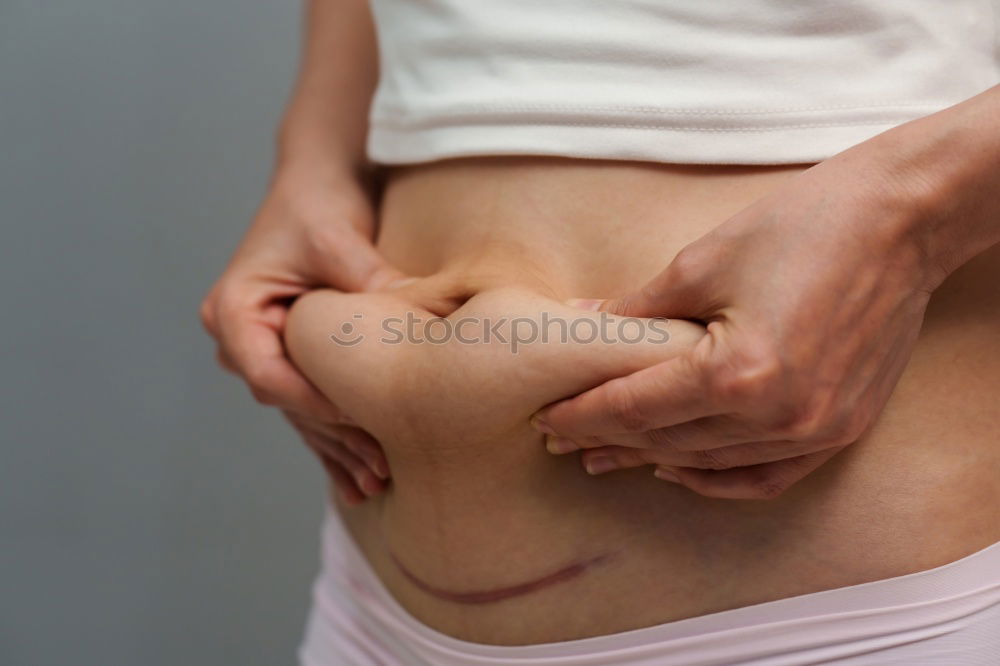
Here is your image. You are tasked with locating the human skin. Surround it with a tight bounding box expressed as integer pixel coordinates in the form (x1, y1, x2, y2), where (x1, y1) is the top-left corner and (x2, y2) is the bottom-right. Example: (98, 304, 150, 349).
(532, 84, 1000, 499)
(199, 0, 395, 503)
(202, 0, 997, 505)
(200, 0, 1000, 645)
(284, 158, 1000, 644)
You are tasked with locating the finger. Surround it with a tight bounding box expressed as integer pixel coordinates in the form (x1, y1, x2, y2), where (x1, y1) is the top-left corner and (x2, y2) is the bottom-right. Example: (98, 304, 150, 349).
(553, 412, 833, 461)
(220, 307, 343, 421)
(299, 427, 385, 498)
(330, 425, 390, 480)
(385, 276, 477, 317)
(284, 410, 389, 480)
(580, 446, 656, 475)
(323, 440, 386, 498)
(284, 415, 367, 505)
(579, 437, 834, 474)
(571, 246, 716, 320)
(624, 414, 780, 452)
(293, 415, 391, 481)
(533, 350, 721, 438)
(544, 413, 774, 454)
(324, 441, 386, 498)
(317, 230, 407, 293)
(322, 457, 366, 506)
(656, 447, 844, 500)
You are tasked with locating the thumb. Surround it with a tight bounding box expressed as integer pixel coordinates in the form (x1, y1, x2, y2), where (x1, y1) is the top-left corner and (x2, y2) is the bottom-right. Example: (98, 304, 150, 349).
(568, 254, 709, 319)
(315, 230, 408, 293)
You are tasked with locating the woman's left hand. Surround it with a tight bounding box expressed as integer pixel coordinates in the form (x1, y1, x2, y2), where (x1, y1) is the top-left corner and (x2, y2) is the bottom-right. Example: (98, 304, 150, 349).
(531, 141, 944, 500)
(284, 411, 389, 505)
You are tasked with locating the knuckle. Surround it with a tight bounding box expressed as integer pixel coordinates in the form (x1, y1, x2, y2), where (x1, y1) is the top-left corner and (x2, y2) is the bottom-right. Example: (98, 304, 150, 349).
(605, 379, 650, 432)
(766, 384, 832, 438)
(711, 348, 784, 403)
(777, 402, 827, 439)
(665, 246, 704, 283)
(214, 282, 245, 318)
(780, 391, 859, 442)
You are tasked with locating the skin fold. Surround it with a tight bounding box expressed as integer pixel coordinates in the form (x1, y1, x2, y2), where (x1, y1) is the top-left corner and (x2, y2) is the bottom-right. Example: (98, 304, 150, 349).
(283, 157, 1000, 645)
(198, 0, 999, 646)
(533, 85, 1000, 498)
(199, 0, 998, 509)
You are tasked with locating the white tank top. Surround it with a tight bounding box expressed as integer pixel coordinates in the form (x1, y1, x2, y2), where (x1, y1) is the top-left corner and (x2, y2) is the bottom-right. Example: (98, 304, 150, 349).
(366, 0, 1000, 165)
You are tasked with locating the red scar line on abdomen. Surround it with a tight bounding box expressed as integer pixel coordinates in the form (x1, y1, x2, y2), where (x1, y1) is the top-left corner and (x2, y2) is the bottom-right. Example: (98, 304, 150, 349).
(390, 552, 615, 604)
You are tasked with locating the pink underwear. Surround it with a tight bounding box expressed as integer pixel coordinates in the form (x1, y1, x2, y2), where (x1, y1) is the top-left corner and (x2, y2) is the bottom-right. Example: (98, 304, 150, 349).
(299, 505, 1000, 665)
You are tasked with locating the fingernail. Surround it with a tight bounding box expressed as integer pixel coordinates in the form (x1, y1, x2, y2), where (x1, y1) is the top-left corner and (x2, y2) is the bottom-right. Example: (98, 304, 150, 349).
(566, 298, 604, 312)
(654, 467, 680, 484)
(585, 456, 618, 475)
(546, 436, 580, 455)
(530, 415, 556, 435)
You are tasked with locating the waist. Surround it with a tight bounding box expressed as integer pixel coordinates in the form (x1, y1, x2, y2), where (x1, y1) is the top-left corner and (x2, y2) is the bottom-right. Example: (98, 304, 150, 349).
(376, 157, 810, 293)
(310, 505, 1000, 665)
(341, 156, 1000, 644)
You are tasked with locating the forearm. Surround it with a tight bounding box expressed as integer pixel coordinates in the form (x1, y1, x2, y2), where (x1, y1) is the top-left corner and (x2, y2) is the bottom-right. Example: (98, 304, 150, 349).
(276, 0, 380, 182)
(867, 84, 1000, 289)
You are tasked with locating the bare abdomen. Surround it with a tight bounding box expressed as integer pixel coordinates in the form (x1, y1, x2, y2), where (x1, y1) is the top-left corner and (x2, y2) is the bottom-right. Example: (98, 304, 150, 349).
(325, 156, 1000, 645)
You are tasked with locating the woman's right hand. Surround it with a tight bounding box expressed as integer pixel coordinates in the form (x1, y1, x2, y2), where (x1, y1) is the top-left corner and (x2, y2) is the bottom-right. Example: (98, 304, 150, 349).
(200, 165, 403, 504)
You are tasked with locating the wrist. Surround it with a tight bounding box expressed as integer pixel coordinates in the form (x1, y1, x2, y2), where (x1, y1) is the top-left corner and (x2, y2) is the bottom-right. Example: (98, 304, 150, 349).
(272, 121, 381, 204)
(268, 158, 374, 211)
(275, 90, 376, 186)
(275, 127, 372, 184)
(861, 85, 1000, 290)
(272, 151, 366, 191)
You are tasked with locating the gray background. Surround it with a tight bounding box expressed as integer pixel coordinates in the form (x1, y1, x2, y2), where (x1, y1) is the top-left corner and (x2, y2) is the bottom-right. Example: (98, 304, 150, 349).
(1, 2, 327, 664)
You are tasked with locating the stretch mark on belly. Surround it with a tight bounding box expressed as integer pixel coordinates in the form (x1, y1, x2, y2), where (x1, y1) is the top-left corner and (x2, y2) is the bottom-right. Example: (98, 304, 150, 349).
(391, 552, 614, 604)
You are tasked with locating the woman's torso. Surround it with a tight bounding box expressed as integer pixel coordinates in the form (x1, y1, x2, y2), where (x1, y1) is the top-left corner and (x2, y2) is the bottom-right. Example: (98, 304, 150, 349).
(294, 156, 1000, 645)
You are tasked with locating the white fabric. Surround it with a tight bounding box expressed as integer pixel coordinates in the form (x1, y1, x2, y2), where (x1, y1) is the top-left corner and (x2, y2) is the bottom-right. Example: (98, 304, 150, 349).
(366, 0, 1000, 165)
(299, 505, 1000, 665)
